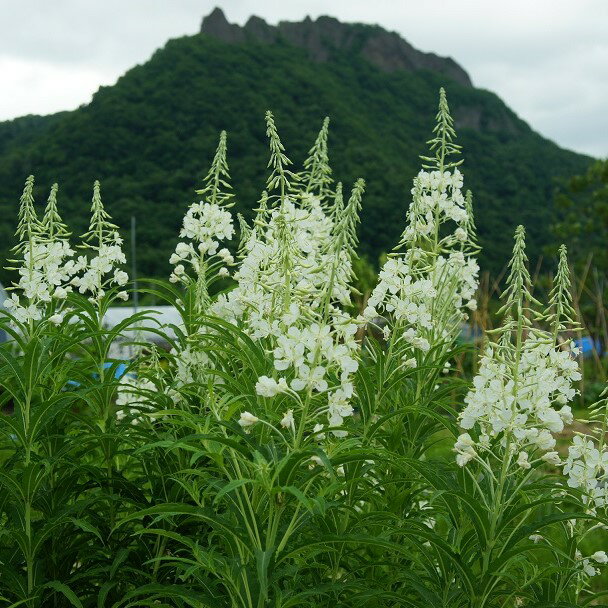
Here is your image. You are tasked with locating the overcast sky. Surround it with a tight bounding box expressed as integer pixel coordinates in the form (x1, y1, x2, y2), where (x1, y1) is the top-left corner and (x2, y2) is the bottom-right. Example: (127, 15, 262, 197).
(1, 0, 606, 157)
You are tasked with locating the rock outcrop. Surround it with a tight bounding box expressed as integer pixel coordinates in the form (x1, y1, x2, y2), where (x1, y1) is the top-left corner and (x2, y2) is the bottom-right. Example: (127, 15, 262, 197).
(201, 7, 472, 87)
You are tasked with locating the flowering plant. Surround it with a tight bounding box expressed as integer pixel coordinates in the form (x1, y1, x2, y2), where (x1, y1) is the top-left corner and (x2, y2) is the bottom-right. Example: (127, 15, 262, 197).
(0, 89, 605, 608)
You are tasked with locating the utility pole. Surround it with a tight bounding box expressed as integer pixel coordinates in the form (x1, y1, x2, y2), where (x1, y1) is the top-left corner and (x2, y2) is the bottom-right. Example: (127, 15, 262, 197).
(131, 216, 138, 314)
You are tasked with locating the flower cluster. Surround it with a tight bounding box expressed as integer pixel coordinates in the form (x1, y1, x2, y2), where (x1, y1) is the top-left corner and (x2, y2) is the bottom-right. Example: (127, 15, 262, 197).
(173, 343, 210, 387)
(455, 335, 579, 466)
(5, 240, 79, 324)
(116, 374, 156, 425)
(562, 435, 608, 511)
(71, 240, 128, 301)
(455, 230, 581, 468)
(577, 549, 608, 578)
(257, 318, 359, 431)
(363, 90, 479, 361)
(400, 168, 468, 246)
(4, 179, 80, 324)
(213, 194, 349, 336)
(166, 133, 238, 403)
(232, 192, 361, 435)
(72, 181, 128, 302)
(364, 247, 478, 356)
(364, 257, 436, 343)
(212, 115, 359, 339)
(214, 114, 364, 438)
(169, 131, 235, 299)
(169, 203, 235, 282)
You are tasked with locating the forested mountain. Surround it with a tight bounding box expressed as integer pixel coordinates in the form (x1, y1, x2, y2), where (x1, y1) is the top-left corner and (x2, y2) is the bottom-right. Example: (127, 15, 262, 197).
(0, 8, 592, 281)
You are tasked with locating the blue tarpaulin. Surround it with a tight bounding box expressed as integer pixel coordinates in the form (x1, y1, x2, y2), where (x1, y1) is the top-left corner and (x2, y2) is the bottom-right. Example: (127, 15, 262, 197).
(573, 336, 602, 357)
(66, 362, 132, 388)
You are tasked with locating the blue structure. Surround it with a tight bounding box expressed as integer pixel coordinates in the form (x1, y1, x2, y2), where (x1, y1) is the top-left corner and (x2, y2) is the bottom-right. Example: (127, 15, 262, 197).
(573, 335, 602, 358)
(66, 362, 132, 388)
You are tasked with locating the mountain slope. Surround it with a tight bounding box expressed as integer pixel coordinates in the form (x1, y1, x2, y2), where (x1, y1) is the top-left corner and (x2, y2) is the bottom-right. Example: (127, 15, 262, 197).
(0, 9, 591, 281)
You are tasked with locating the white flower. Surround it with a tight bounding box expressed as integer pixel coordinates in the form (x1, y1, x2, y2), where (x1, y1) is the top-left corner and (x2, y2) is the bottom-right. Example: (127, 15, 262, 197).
(559, 405, 573, 425)
(517, 451, 531, 470)
(541, 451, 561, 466)
(454, 432, 476, 467)
(281, 303, 300, 327)
(592, 551, 608, 564)
(456, 452, 474, 467)
(529, 534, 544, 543)
(114, 270, 129, 286)
(412, 336, 431, 352)
(175, 242, 191, 258)
(218, 267, 230, 278)
(53, 286, 68, 299)
(3, 294, 15, 308)
(582, 559, 598, 577)
(238, 411, 259, 428)
(310, 455, 323, 467)
(455, 432, 475, 452)
(280, 409, 295, 429)
(312, 423, 325, 440)
(255, 376, 288, 398)
(218, 248, 234, 264)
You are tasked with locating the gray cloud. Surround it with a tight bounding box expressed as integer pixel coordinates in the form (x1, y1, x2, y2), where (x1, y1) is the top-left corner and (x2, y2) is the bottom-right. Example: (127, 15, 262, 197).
(0, 0, 606, 157)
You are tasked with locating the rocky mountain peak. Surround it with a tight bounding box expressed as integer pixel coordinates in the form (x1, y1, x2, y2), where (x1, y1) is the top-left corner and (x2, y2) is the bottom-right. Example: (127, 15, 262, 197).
(200, 8, 472, 87)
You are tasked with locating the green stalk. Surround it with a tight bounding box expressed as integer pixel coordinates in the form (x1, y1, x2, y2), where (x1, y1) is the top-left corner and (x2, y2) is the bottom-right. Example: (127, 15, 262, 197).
(25, 499, 34, 603)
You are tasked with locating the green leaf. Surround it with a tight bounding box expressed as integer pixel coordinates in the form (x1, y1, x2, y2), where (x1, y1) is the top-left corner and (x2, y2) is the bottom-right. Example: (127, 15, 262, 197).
(213, 478, 255, 505)
(43, 581, 83, 608)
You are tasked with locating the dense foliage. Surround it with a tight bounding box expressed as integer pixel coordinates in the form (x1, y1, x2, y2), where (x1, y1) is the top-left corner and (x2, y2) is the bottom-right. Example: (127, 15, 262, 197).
(549, 159, 608, 343)
(0, 31, 591, 285)
(552, 159, 608, 270)
(0, 91, 606, 608)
